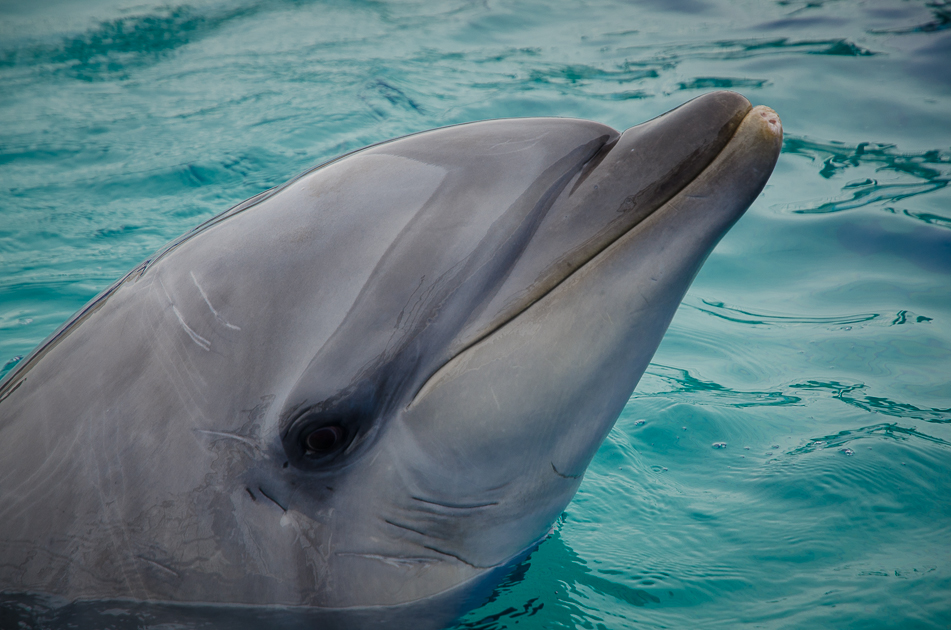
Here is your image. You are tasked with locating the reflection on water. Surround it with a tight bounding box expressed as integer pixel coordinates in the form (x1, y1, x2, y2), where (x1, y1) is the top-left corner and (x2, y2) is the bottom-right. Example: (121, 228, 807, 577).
(690, 298, 884, 326)
(458, 528, 660, 630)
(1, 0, 950, 628)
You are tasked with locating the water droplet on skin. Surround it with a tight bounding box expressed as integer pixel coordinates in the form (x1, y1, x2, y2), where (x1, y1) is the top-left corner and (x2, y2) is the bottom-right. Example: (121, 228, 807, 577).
(712, 442, 727, 449)
(744, 446, 750, 450)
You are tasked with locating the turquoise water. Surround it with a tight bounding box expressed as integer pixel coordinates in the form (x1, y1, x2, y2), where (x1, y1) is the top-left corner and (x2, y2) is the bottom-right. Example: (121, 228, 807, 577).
(1, 0, 949, 628)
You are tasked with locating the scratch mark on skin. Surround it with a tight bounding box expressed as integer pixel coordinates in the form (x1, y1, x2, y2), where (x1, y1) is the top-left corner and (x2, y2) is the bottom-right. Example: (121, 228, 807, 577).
(137, 556, 181, 579)
(486, 132, 548, 154)
(191, 271, 241, 331)
(336, 552, 436, 568)
(422, 544, 487, 569)
(551, 462, 582, 479)
(490, 386, 501, 411)
(150, 279, 212, 408)
(411, 497, 499, 510)
(172, 305, 211, 351)
(194, 429, 258, 448)
(384, 518, 434, 538)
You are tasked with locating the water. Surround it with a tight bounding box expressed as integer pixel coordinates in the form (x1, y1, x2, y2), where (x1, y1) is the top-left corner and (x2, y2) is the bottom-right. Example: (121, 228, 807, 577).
(1, 0, 949, 628)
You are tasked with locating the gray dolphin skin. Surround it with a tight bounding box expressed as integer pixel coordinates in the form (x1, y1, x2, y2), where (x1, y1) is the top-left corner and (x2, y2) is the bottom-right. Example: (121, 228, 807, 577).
(0, 91, 781, 628)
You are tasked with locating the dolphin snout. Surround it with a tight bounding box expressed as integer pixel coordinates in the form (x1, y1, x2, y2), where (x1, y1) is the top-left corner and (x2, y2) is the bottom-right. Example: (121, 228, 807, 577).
(754, 105, 783, 137)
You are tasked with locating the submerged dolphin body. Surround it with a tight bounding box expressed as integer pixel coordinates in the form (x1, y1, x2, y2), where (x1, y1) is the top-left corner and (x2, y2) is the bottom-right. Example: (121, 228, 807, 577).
(0, 92, 781, 626)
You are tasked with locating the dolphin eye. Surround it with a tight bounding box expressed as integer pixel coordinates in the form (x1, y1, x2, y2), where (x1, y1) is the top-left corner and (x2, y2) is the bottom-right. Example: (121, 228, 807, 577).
(282, 405, 368, 470)
(303, 425, 346, 454)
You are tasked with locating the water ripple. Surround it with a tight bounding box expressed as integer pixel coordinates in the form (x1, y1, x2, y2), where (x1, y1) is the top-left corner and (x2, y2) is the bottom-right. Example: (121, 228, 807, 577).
(641, 364, 803, 408)
(690, 298, 882, 328)
(456, 528, 659, 630)
(790, 380, 951, 423)
(790, 422, 951, 455)
(629, 37, 879, 62)
(687, 298, 935, 330)
(0, 4, 257, 81)
(638, 369, 951, 423)
(869, 0, 951, 34)
(780, 136, 951, 218)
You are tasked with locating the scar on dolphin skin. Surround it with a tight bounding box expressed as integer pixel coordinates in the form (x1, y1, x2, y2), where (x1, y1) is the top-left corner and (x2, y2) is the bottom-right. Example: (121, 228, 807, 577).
(136, 556, 182, 579)
(191, 271, 241, 331)
(551, 462, 582, 479)
(194, 429, 258, 447)
(335, 552, 436, 568)
(256, 486, 287, 512)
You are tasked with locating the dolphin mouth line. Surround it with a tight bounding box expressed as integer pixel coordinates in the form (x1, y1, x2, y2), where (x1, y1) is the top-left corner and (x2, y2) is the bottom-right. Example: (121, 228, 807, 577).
(407, 107, 756, 410)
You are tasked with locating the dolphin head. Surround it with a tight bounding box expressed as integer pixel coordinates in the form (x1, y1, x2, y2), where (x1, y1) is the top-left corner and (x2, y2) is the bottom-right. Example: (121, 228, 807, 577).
(0, 91, 781, 617)
(229, 91, 782, 607)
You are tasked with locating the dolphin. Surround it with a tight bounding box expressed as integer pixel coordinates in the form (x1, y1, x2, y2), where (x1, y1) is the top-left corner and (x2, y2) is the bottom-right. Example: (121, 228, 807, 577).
(0, 91, 782, 627)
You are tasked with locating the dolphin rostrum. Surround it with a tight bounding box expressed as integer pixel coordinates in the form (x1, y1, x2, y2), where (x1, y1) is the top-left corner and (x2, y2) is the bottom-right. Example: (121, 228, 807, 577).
(0, 91, 782, 627)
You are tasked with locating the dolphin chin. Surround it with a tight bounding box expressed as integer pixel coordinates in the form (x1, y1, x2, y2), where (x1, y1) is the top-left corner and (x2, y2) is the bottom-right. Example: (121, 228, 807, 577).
(0, 91, 781, 621)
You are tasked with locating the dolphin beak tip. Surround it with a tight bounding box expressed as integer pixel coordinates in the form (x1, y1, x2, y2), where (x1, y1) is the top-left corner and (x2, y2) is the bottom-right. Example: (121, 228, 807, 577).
(750, 105, 784, 142)
(724, 104, 784, 166)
